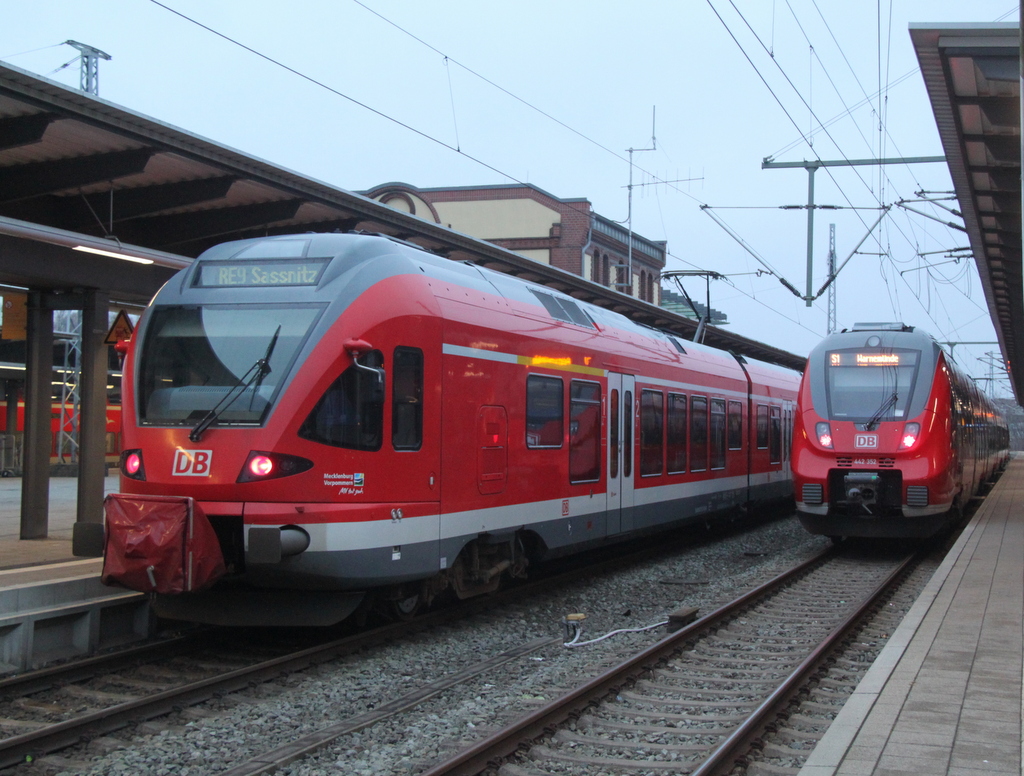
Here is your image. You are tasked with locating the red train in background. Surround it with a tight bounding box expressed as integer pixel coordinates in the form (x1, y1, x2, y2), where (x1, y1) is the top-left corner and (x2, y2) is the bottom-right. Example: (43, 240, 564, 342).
(792, 322, 1008, 540)
(99, 232, 800, 626)
(0, 401, 121, 465)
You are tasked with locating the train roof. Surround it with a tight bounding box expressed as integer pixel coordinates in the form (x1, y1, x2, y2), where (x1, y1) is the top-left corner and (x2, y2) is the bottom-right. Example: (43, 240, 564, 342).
(189, 233, 800, 380)
(809, 323, 941, 360)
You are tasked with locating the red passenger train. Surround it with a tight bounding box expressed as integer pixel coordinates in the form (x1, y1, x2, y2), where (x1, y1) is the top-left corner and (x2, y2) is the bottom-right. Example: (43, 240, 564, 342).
(0, 401, 122, 465)
(792, 322, 1008, 540)
(101, 233, 799, 625)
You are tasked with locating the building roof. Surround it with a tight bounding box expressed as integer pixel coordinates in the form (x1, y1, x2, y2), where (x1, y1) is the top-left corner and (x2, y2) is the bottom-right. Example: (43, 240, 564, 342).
(910, 23, 1022, 401)
(0, 60, 806, 371)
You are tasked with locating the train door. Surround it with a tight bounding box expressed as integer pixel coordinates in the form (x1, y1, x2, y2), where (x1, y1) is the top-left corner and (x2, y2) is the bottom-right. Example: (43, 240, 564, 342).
(607, 373, 635, 535)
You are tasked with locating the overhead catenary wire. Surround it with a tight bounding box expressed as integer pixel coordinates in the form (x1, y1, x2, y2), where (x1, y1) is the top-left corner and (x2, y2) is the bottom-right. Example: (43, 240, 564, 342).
(0, 42, 64, 60)
(147, 0, 711, 246)
(725, 0, 947, 298)
(349, 0, 711, 211)
(718, 0, 951, 258)
(709, 0, 976, 345)
(142, 0, 997, 383)
(148, 0, 528, 188)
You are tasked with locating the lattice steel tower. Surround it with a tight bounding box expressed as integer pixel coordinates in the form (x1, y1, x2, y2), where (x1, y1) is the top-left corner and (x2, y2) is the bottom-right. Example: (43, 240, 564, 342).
(65, 40, 111, 96)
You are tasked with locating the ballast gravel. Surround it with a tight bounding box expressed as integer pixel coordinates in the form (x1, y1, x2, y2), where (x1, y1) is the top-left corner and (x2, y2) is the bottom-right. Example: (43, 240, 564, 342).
(29, 515, 829, 776)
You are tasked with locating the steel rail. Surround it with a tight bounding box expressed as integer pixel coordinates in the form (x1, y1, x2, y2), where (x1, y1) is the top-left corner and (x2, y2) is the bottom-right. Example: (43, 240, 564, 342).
(216, 637, 561, 776)
(417, 545, 837, 776)
(689, 550, 917, 776)
(0, 517, 736, 768)
(0, 632, 204, 699)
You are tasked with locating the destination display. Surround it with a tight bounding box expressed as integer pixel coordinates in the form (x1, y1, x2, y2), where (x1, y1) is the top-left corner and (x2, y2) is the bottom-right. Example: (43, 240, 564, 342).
(194, 259, 328, 288)
(828, 350, 917, 367)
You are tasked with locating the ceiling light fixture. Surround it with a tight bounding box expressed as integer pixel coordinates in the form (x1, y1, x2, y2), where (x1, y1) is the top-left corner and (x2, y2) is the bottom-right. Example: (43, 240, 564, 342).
(73, 245, 155, 264)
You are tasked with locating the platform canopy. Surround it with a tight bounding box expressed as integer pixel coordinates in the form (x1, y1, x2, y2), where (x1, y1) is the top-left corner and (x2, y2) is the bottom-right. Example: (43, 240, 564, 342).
(0, 61, 805, 371)
(911, 23, 1023, 402)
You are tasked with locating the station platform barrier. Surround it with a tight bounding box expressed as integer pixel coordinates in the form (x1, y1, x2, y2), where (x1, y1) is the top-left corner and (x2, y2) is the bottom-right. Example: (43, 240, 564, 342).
(0, 474, 152, 673)
(800, 454, 1024, 776)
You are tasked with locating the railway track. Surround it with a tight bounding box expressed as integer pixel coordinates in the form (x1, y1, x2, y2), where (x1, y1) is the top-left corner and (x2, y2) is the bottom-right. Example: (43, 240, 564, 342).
(20, 539, 912, 775)
(414, 545, 919, 776)
(0, 516, 788, 771)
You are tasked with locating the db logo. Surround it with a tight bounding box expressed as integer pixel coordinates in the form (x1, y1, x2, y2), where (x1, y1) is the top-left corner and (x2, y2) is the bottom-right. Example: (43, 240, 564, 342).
(854, 434, 878, 449)
(562, 499, 570, 516)
(173, 449, 213, 476)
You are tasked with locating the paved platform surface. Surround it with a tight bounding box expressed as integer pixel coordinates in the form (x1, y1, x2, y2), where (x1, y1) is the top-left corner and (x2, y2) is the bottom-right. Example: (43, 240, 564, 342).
(0, 475, 117, 575)
(800, 455, 1024, 776)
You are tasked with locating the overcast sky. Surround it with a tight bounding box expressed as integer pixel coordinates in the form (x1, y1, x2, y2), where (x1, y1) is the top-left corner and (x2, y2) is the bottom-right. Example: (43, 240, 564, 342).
(1, 1, 1019, 395)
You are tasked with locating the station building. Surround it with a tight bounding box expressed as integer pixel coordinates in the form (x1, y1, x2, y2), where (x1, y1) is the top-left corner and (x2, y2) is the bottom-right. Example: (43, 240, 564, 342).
(365, 182, 666, 305)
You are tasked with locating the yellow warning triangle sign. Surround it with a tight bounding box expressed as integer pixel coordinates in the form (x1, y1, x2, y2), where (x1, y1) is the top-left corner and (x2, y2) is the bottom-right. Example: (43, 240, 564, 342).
(105, 309, 135, 345)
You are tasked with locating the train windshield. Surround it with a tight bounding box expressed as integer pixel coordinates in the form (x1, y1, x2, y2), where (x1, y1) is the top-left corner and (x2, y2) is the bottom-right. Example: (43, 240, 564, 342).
(824, 349, 920, 421)
(137, 304, 322, 426)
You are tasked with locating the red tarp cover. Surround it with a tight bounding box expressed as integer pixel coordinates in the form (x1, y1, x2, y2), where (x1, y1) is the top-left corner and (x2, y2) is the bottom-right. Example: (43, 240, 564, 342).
(102, 494, 226, 594)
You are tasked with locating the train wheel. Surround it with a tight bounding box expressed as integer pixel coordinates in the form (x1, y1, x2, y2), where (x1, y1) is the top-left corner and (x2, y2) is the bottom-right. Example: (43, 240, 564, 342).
(390, 592, 422, 620)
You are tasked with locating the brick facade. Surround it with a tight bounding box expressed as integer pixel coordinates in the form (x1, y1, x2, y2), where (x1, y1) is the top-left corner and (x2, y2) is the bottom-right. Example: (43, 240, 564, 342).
(364, 182, 665, 303)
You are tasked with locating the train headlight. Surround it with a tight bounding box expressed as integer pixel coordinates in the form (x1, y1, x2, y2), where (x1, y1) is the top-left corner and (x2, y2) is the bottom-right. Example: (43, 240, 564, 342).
(815, 422, 833, 449)
(121, 449, 146, 480)
(900, 422, 921, 450)
(237, 451, 314, 483)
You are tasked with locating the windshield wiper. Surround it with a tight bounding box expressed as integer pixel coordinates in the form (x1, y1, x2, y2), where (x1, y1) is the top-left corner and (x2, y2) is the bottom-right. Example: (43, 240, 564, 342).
(864, 390, 898, 431)
(249, 325, 280, 410)
(189, 326, 281, 443)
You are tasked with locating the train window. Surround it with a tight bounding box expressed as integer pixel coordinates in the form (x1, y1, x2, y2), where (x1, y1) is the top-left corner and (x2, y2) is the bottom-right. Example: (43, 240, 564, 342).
(526, 375, 563, 448)
(623, 391, 633, 477)
(825, 348, 920, 421)
(784, 408, 792, 460)
(711, 399, 726, 470)
(640, 390, 664, 476)
(137, 304, 322, 426)
(299, 350, 384, 451)
(756, 405, 769, 449)
(666, 393, 687, 474)
(727, 400, 743, 450)
(569, 381, 602, 483)
(392, 347, 423, 451)
(610, 389, 619, 479)
(770, 406, 782, 464)
(690, 396, 708, 472)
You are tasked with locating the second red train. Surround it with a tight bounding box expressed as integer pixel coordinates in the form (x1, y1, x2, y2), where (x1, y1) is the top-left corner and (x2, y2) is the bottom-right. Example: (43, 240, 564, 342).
(792, 322, 1008, 540)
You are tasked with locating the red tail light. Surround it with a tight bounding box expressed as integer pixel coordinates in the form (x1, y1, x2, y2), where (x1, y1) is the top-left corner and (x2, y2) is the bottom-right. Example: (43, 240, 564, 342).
(248, 455, 274, 477)
(237, 451, 313, 483)
(900, 422, 921, 450)
(815, 422, 833, 449)
(121, 449, 146, 480)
